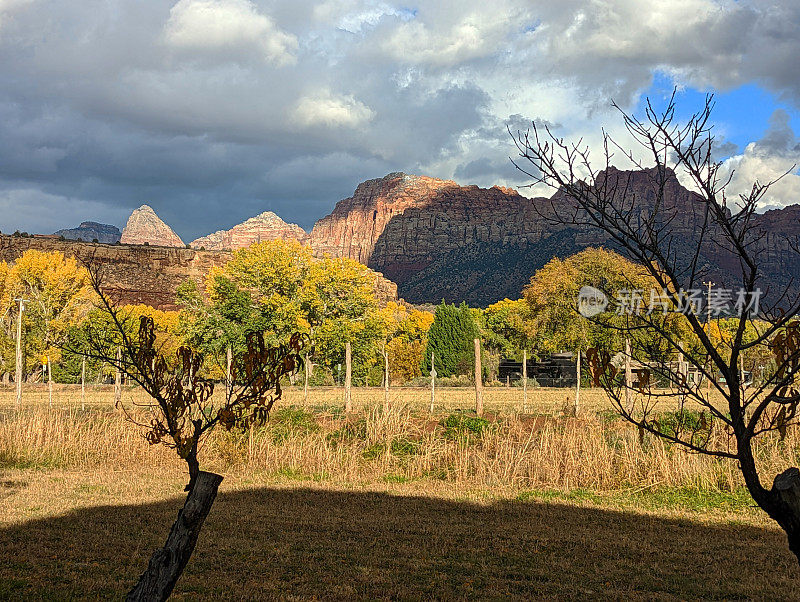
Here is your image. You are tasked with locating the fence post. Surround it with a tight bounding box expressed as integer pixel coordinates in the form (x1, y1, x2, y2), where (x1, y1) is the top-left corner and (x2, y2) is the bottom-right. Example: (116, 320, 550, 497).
(522, 349, 528, 413)
(304, 353, 309, 405)
(226, 345, 232, 401)
(625, 338, 633, 413)
(345, 341, 352, 413)
(115, 347, 122, 409)
(14, 298, 24, 408)
(574, 350, 580, 414)
(474, 338, 483, 417)
(47, 355, 52, 408)
(81, 356, 86, 411)
(429, 352, 436, 413)
(383, 346, 389, 413)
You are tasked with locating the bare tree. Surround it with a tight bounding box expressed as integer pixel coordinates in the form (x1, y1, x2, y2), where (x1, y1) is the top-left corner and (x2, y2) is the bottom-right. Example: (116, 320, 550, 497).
(69, 262, 306, 600)
(511, 91, 800, 563)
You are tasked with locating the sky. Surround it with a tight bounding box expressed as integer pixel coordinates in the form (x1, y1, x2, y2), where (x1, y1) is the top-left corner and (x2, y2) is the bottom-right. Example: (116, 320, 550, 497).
(0, 0, 799, 242)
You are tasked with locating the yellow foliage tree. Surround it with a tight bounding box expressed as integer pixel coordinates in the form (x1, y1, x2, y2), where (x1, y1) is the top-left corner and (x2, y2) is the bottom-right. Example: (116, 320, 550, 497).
(378, 302, 434, 383)
(1, 250, 93, 378)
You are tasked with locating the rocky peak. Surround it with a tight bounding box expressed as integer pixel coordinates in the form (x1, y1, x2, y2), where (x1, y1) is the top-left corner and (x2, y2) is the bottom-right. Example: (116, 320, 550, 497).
(120, 204, 184, 247)
(190, 210, 306, 251)
(54, 221, 121, 244)
(308, 172, 469, 263)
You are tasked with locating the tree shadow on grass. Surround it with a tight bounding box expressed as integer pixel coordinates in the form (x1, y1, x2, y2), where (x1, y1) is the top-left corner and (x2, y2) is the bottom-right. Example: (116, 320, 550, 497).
(1, 486, 798, 600)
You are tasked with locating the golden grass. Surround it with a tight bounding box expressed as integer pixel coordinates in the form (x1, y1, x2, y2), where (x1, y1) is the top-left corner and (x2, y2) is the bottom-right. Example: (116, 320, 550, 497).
(0, 381, 731, 413)
(1, 388, 797, 493)
(2, 385, 800, 598)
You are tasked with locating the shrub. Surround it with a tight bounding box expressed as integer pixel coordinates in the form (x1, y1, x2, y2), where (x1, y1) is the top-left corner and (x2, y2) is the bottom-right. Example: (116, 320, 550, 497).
(326, 418, 368, 447)
(441, 412, 492, 440)
(390, 436, 422, 457)
(268, 407, 319, 444)
(652, 410, 710, 439)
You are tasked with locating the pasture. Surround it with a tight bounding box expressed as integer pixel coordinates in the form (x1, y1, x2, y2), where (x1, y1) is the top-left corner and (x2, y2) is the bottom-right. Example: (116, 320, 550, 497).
(1, 384, 799, 599)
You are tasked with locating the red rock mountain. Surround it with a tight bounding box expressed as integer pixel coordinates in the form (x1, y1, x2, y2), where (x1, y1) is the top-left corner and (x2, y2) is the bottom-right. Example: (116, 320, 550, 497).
(190, 211, 306, 251)
(307, 169, 800, 305)
(97, 169, 800, 307)
(120, 205, 184, 247)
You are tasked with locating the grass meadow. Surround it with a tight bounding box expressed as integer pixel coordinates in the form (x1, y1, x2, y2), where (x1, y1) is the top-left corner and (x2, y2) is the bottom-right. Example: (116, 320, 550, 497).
(2, 383, 800, 599)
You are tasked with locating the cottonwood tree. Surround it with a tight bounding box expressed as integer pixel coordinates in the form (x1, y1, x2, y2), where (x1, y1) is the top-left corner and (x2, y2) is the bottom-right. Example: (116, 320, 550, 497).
(72, 262, 306, 600)
(512, 92, 800, 564)
(0, 250, 93, 379)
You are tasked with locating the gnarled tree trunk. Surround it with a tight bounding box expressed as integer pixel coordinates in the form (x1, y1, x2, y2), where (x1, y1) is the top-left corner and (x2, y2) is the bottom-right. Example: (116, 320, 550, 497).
(771, 468, 800, 565)
(127, 471, 223, 601)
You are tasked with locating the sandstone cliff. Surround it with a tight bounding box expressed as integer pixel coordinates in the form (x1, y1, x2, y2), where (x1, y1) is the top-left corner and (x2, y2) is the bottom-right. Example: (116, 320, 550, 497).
(308, 172, 567, 301)
(307, 169, 800, 305)
(0, 236, 398, 310)
(190, 211, 306, 250)
(120, 205, 184, 247)
(0, 236, 224, 310)
(54, 221, 121, 244)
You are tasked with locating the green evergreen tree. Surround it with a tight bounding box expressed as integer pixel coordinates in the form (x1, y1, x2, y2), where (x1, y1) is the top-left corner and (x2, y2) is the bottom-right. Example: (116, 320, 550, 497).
(422, 301, 478, 377)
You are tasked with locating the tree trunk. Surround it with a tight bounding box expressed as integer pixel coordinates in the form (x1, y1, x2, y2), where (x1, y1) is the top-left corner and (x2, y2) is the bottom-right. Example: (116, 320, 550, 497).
(771, 468, 800, 566)
(127, 471, 224, 601)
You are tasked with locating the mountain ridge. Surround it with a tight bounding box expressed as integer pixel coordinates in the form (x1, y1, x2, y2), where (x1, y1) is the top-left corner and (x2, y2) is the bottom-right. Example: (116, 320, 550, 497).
(50, 168, 800, 306)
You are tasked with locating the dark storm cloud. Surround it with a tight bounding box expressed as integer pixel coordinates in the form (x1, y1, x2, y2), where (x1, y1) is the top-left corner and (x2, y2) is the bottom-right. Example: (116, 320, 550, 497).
(1, 0, 799, 238)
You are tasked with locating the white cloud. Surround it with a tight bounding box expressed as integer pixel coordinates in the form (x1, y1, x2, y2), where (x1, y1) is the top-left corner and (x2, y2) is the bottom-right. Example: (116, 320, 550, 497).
(721, 110, 800, 210)
(381, 6, 517, 66)
(164, 0, 297, 66)
(1, 0, 800, 237)
(312, 0, 413, 33)
(291, 91, 374, 128)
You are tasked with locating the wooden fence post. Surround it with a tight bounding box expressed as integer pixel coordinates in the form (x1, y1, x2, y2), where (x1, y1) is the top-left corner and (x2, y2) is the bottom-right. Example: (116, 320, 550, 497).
(624, 338, 633, 413)
(14, 298, 24, 408)
(575, 350, 581, 414)
(474, 338, 483, 417)
(522, 349, 528, 414)
(115, 347, 122, 409)
(226, 345, 232, 401)
(304, 353, 310, 405)
(429, 352, 436, 413)
(383, 346, 389, 413)
(47, 355, 52, 408)
(345, 341, 352, 413)
(81, 356, 86, 411)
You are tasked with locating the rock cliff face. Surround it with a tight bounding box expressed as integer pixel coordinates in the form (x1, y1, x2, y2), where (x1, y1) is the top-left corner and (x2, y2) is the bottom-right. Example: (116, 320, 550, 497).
(54, 221, 121, 244)
(190, 211, 306, 250)
(120, 205, 184, 247)
(0, 236, 224, 310)
(309, 173, 460, 264)
(0, 236, 398, 310)
(307, 169, 800, 305)
(308, 172, 571, 301)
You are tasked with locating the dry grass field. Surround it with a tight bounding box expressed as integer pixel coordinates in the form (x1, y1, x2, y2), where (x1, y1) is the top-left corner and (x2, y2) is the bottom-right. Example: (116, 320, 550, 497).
(2, 384, 800, 599)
